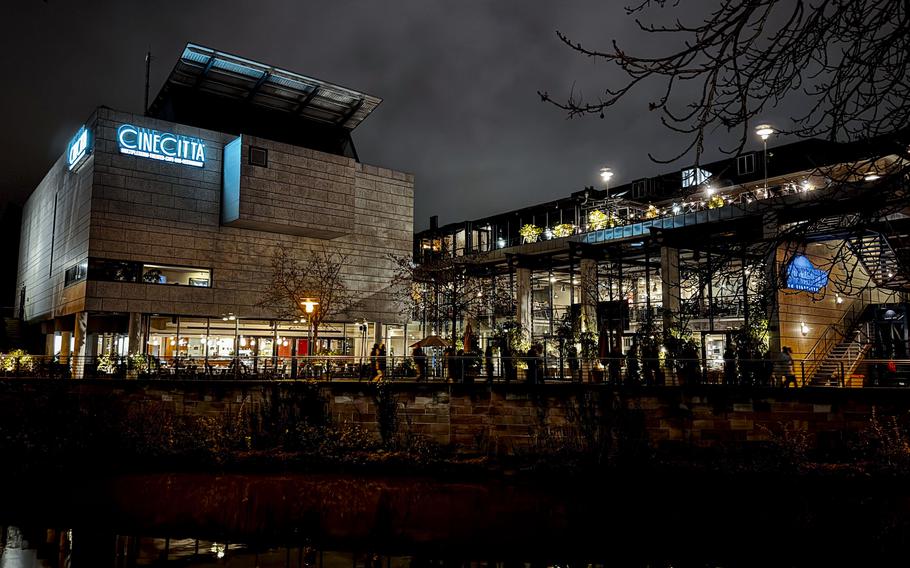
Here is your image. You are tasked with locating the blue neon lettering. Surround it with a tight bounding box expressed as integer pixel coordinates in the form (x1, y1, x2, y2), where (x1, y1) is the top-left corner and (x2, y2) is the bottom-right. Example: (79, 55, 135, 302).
(116, 123, 206, 167)
(67, 126, 89, 170)
(160, 134, 177, 157)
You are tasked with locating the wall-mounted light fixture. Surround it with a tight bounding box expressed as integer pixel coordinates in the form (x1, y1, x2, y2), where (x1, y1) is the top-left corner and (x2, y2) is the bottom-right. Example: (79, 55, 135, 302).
(800, 322, 810, 337)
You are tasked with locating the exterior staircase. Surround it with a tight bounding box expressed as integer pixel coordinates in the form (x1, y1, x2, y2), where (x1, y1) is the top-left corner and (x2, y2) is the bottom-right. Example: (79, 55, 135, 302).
(848, 231, 910, 290)
(809, 328, 871, 387)
(802, 294, 873, 386)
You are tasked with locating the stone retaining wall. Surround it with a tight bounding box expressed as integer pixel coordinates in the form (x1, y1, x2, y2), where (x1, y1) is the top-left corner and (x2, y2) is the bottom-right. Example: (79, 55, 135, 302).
(1, 380, 905, 454)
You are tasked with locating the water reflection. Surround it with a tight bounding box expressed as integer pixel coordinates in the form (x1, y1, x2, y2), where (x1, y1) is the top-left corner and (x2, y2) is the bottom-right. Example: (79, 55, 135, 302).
(0, 528, 617, 568)
(1, 473, 908, 566)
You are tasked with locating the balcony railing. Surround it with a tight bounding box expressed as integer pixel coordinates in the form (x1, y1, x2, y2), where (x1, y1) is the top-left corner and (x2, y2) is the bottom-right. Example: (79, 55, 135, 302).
(0, 354, 907, 388)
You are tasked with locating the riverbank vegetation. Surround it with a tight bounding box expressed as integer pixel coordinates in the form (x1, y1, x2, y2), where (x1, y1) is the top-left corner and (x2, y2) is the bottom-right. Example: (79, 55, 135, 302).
(2, 381, 910, 480)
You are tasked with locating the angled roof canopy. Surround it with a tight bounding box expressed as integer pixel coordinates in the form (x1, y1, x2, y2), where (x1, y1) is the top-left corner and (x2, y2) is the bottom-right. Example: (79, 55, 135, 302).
(148, 43, 382, 131)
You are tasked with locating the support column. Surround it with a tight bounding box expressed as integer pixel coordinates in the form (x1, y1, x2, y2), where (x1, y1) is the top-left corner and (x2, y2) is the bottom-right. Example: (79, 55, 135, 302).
(72, 312, 87, 379)
(580, 258, 599, 334)
(660, 247, 681, 331)
(766, 245, 783, 355)
(763, 213, 782, 355)
(59, 331, 71, 361)
(516, 267, 532, 340)
(127, 312, 142, 355)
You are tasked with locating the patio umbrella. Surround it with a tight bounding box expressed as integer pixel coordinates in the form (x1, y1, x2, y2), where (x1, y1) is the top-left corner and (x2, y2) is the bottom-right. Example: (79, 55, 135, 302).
(410, 335, 451, 349)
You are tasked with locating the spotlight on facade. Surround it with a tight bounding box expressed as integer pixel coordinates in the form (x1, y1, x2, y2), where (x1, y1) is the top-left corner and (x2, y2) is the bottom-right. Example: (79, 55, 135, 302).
(800, 322, 810, 337)
(755, 124, 775, 141)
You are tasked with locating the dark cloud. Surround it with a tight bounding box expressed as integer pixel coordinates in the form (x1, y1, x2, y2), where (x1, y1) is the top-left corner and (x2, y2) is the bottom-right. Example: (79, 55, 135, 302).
(0, 1, 800, 230)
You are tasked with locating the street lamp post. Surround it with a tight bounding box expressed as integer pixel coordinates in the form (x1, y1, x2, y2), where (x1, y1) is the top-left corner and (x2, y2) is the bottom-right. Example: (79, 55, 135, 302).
(599, 167, 614, 198)
(299, 299, 319, 357)
(755, 124, 775, 193)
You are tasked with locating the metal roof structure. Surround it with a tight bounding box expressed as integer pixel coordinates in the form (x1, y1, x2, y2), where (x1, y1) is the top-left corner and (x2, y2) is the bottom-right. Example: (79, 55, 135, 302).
(148, 43, 382, 131)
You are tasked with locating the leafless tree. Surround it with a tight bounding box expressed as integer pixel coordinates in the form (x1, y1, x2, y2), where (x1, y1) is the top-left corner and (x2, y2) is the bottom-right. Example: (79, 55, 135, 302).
(257, 247, 356, 352)
(390, 245, 514, 346)
(540, 0, 910, 162)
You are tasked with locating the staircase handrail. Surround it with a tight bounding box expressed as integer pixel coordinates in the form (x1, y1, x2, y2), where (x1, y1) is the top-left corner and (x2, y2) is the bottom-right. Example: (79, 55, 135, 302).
(802, 289, 871, 382)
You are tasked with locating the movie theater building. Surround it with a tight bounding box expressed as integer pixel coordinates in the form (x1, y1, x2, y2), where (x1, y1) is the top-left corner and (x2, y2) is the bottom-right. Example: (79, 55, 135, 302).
(15, 44, 414, 366)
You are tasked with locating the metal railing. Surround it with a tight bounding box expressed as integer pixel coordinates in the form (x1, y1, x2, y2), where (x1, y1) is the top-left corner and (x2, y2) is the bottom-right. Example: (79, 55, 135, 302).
(0, 353, 903, 387)
(802, 291, 871, 384)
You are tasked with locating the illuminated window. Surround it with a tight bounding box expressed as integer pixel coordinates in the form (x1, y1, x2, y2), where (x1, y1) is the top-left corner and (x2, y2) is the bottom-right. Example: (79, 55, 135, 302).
(64, 261, 88, 287)
(87, 258, 212, 287)
(682, 167, 712, 188)
(141, 264, 211, 286)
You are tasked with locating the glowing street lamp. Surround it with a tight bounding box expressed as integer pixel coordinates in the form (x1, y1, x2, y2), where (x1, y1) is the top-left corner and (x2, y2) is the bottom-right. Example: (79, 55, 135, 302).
(755, 124, 775, 141)
(755, 123, 775, 192)
(299, 299, 319, 357)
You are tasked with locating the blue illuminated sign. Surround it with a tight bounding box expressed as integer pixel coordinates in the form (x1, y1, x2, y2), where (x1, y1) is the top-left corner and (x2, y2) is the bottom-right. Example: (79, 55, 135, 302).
(67, 125, 91, 171)
(786, 255, 829, 292)
(117, 124, 206, 167)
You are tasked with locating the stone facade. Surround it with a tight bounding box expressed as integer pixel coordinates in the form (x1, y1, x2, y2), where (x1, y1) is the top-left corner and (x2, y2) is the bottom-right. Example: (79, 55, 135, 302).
(15, 107, 414, 347)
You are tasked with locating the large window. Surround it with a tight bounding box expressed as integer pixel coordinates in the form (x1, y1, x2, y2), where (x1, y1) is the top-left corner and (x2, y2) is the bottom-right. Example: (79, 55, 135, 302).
(141, 264, 211, 286)
(88, 258, 212, 287)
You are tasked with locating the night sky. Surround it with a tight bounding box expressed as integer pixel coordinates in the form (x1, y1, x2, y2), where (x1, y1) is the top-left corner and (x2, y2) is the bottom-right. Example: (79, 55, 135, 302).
(1, 1, 799, 230)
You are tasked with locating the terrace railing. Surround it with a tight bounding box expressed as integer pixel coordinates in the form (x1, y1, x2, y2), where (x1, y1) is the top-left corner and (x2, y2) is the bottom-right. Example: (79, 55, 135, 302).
(0, 353, 905, 387)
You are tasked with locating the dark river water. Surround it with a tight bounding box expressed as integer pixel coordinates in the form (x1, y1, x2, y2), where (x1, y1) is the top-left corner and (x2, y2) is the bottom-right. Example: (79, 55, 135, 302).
(0, 472, 907, 566)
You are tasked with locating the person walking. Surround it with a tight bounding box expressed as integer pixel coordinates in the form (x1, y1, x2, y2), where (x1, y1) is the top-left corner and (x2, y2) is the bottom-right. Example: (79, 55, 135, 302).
(607, 345, 622, 385)
(443, 346, 456, 383)
(775, 346, 798, 388)
(369, 343, 382, 382)
(412, 345, 426, 381)
(484, 343, 495, 383)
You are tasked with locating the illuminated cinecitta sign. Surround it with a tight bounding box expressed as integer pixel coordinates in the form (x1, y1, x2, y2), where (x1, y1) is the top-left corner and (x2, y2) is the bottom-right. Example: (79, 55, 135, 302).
(67, 125, 91, 171)
(117, 124, 206, 167)
(786, 255, 829, 292)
